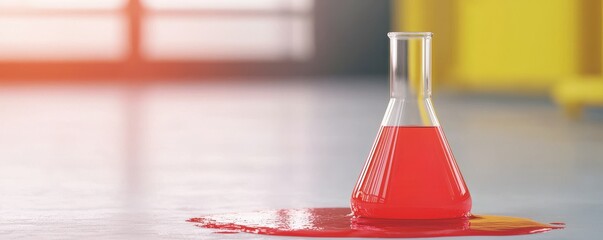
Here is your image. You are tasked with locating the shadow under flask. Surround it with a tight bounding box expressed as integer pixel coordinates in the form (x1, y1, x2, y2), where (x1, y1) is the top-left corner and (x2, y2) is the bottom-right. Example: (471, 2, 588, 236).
(351, 32, 472, 219)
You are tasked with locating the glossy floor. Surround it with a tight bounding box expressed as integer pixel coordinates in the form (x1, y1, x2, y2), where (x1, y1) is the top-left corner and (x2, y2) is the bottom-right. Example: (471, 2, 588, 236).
(0, 78, 601, 239)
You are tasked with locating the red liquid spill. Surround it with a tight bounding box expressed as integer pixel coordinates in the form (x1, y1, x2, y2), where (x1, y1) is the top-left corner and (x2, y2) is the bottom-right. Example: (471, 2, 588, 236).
(352, 126, 472, 219)
(188, 208, 564, 238)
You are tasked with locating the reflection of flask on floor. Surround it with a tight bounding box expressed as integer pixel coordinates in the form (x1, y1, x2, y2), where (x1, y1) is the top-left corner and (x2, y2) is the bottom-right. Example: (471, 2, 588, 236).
(351, 32, 471, 219)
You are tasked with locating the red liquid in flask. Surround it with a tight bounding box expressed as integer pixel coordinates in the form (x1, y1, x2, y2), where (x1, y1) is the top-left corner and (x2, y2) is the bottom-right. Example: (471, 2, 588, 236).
(351, 126, 471, 219)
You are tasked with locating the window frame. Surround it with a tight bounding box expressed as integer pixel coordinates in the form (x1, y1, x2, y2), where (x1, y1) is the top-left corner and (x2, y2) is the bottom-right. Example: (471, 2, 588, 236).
(0, 0, 390, 81)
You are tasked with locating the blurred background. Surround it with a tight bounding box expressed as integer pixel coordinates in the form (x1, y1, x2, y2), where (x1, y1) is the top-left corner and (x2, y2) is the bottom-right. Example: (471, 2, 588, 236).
(0, 0, 602, 239)
(0, 0, 388, 79)
(0, 0, 601, 116)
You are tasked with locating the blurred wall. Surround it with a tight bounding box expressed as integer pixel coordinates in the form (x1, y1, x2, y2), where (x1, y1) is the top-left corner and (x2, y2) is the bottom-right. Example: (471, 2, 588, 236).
(313, 0, 390, 77)
(393, 0, 602, 94)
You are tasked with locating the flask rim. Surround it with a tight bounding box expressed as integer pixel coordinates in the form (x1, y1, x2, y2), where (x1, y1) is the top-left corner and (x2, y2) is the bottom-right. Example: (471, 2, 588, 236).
(388, 32, 432, 39)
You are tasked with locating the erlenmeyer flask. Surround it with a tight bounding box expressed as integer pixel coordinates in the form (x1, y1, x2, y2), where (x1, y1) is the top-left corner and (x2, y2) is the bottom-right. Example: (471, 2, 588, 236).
(351, 32, 471, 219)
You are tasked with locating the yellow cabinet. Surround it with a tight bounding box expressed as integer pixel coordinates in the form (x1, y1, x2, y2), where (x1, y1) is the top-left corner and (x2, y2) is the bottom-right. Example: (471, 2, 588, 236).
(393, 0, 602, 117)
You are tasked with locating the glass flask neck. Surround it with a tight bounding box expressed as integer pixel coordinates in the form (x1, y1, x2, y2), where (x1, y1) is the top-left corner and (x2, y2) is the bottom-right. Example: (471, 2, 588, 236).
(389, 32, 432, 99)
(383, 32, 439, 126)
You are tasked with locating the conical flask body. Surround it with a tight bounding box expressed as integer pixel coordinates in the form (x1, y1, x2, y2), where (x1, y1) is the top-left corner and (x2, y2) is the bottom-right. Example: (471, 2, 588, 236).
(351, 32, 471, 219)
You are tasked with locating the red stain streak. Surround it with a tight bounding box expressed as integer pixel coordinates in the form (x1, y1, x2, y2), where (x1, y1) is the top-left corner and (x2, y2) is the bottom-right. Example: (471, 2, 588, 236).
(188, 208, 564, 238)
